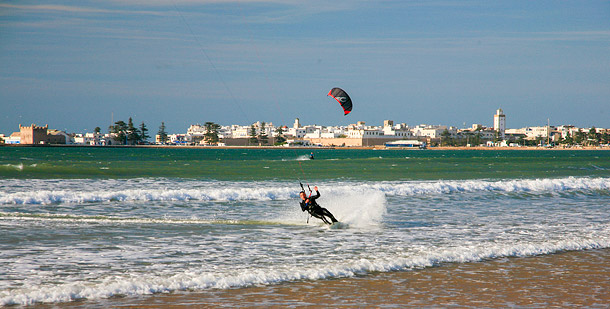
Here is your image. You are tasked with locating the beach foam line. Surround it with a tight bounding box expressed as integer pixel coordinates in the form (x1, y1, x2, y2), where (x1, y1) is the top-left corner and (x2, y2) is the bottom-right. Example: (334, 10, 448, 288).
(1, 177, 609, 205)
(0, 212, 302, 226)
(2, 235, 609, 306)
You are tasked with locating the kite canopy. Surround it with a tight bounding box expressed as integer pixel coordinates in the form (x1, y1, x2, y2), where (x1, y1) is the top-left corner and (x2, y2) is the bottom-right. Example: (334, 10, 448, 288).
(328, 87, 352, 115)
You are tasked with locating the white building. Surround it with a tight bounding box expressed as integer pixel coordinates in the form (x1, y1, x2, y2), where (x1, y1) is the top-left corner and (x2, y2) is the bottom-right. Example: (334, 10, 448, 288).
(4, 132, 21, 144)
(411, 125, 456, 138)
(383, 121, 413, 138)
(346, 127, 385, 138)
(73, 132, 104, 145)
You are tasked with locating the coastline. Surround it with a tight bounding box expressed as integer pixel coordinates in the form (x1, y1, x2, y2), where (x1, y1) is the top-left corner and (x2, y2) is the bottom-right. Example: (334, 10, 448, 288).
(2, 144, 609, 150)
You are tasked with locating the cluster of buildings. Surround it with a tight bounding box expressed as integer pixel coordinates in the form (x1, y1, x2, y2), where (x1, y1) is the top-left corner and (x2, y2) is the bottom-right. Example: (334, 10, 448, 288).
(2, 124, 122, 146)
(3, 109, 609, 147)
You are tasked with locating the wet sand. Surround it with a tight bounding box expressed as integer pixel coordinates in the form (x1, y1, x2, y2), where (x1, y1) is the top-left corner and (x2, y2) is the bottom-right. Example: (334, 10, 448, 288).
(57, 248, 609, 308)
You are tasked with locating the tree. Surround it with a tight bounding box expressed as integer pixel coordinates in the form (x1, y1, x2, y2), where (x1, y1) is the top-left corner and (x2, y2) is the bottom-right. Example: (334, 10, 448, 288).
(601, 132, 610, 145)
(440, 129, 452, 146)
(472, 132, 482, 146)
(274, 126, 286, 145)
(158, 122, 168, 144)
(249, 124, 258, 145)
(109, 120, 128, 144)
(573, 129, 585, 145)
(516, 135, 526, 146)
(493, 130, 502, 143)
(94, 127, 101, 134)
(259, 122, 268, 145)
(204, 122, 221, 145)
(139, 122, 150, 143)
(126, 117, 139, 145)
(588, 127, 599, 146)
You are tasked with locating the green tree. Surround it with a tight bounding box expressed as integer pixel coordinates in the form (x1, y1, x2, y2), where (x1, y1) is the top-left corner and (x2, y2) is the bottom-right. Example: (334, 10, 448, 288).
(158, 122, 168, 144)
(274, 126, 286, 145)
(440, 129, 451, 146)
(259, 122, 269, 145)
(588, 127, 599, 146)
(94, 127, 101, 134)
(139, 122, 150, 143)
(473, 132, 482, 146)
(109, 120, 128, 144)
(601, 132, 610, 145)
(249, 124, 258, 145)
(573, 129, 585, 145)
(126, 117, 139, 145)
(204, 122, 221, 145)
(493, 130, 502, 143)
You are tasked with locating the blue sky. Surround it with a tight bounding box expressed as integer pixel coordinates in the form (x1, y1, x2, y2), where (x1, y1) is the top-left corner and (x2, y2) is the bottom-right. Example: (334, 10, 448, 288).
(1, 0, 609, 134)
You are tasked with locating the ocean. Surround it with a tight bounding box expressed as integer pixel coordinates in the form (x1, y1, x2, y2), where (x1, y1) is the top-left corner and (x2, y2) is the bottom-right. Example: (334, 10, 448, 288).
(1, 147, 610, 306)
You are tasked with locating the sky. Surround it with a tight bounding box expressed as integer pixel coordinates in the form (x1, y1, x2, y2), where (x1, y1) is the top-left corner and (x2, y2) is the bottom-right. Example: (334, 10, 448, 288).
(1, 0, 609, 134)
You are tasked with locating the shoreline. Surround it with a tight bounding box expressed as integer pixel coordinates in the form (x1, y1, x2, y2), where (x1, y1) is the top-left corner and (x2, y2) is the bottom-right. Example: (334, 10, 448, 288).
(2, 144, 609, 150)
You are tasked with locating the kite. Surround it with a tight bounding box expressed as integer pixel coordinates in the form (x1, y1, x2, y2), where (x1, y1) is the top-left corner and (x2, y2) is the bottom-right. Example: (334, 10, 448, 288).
(328, 88, 352, 115)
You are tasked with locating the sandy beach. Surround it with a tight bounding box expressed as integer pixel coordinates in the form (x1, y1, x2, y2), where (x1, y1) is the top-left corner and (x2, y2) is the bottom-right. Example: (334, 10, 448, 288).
(55, 249, 609, 308)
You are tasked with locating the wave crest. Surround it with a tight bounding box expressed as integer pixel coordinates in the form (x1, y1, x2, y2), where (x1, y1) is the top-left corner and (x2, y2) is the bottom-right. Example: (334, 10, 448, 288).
(1, 177, 609, 205)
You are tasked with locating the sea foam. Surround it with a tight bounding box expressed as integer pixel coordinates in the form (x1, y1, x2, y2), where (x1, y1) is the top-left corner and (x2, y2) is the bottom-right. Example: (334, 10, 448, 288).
(2, 235, 608, 306)
(1, 177, 608, 206)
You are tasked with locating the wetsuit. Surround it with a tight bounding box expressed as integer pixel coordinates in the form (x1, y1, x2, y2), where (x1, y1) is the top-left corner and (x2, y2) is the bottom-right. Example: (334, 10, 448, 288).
(299, 190, 338, 225)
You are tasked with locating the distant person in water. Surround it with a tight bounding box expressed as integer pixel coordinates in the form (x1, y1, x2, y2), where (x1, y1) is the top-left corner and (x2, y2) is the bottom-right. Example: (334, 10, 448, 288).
(309, 152, 314, 160)
(299, 186, 338, 225)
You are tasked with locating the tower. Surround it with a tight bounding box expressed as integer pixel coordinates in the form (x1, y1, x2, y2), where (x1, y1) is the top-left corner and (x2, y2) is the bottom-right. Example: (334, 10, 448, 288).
(493, 108, 506, 138)
(19, 124, 48, 144)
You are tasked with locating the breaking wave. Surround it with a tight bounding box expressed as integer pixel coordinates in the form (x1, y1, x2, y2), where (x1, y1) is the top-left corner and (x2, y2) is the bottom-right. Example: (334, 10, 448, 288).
(1, 177, 609, 205)
(2, 235, 608, 306)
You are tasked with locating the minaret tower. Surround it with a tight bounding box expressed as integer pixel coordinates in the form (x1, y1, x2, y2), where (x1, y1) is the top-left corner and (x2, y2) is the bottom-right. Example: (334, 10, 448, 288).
(493, 108, 506, 138)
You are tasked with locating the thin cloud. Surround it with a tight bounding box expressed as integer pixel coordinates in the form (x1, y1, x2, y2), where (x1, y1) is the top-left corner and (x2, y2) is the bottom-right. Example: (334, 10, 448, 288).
(0, 4, 164, 15)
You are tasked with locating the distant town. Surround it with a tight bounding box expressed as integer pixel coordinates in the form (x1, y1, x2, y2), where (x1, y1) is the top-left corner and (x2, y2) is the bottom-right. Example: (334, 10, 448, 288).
(2, 109, 610, 148)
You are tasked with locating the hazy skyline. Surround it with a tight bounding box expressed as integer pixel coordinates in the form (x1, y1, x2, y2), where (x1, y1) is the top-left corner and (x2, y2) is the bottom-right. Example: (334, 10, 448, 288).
(1, 0, 609, 134)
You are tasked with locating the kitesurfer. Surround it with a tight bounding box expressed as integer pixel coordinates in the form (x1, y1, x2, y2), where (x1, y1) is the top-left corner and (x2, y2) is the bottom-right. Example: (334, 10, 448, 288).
(309, 152, 315, 160)
(299, 186, 338, 225)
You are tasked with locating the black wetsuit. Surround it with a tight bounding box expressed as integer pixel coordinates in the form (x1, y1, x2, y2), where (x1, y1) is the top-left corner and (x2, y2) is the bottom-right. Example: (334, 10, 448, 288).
(299, 190, 338, 225)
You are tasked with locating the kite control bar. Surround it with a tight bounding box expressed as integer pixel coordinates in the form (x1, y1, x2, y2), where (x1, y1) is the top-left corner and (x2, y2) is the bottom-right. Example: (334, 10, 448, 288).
(299, 182, 312, 197)
(299, 182, 313, 224)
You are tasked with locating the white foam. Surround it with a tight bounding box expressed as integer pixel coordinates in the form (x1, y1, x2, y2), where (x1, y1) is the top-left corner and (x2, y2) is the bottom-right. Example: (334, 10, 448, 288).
(363, 176, 610, 196)
(322, 190, 387, 228)
(2, 163, 24, 171)
(2, 236, 608, 306)
(1, 177, 608, 206)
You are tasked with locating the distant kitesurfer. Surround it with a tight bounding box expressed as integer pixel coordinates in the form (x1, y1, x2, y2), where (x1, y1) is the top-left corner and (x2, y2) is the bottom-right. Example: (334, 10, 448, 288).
(309, 152, 315, 160)
(299, 186, 338, 225)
